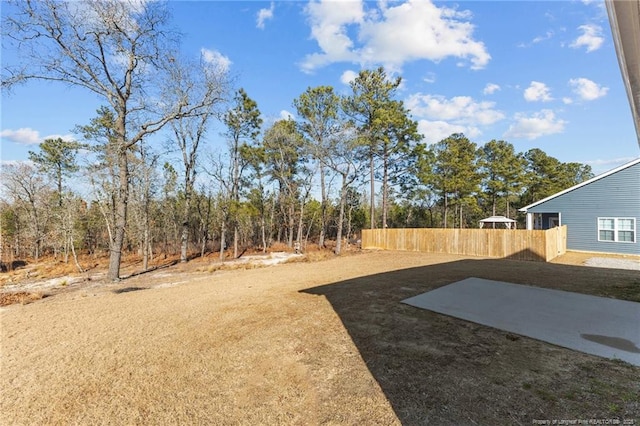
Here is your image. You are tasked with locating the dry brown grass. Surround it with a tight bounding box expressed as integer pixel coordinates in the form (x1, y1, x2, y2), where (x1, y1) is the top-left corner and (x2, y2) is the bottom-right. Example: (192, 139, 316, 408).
(0, 291, 44, 306)
(1, 250, 639, 425)
(287, 250, 339, 263)
(268, 241, 295, 252)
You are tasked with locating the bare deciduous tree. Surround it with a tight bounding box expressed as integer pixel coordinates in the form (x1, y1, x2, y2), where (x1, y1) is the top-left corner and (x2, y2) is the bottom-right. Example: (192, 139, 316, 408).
(168, 59, 229, 263)
(3, 0, 229, 280)
(0, 163, 52, 261)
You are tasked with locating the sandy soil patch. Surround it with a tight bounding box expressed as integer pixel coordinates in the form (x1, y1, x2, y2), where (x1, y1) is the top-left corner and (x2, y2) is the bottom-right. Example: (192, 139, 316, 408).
(1, 250, 639, 424)
(584, 257, 640, 270)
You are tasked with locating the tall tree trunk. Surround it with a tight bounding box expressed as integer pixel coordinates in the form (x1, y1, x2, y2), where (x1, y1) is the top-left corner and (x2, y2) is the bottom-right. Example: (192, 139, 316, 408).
(346, 203, 353, 244)
(28, 197, 42, 262)
(369, 148, 375, 229)
(56, 168, 63, 208)
(180, 165, 194, 263)
(319, 166, 326, 248)
(200, 236, 207, 258)
(70, 235, 83, 273)
(199, 193, 212, 258)
(335, 174, 348, 255)
(260, 214, 267, 253)
(34, 239, 40, 262)
(143, 222, 150, 271)
(443, 194, 449, 228)
(108, 148, 129, 281)
(287, 203, 295, 248)
(219, 219, 227, 261)
(382, 148, 388, 228)
(143, 181, 151, 271)
(63, 227, 69, 264)
(163, 232, 169, 259)
(233, 226, 239, 259)
(296, 196, 305, 250)
(232, 139, 240, 259)
(180, 219, 189, 263)
(269, 197, 276, 247)
(305, 209, 316, 248)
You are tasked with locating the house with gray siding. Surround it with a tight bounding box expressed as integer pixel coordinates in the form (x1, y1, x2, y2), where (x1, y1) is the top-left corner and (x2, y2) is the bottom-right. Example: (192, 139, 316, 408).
(519, 158, 640, 255)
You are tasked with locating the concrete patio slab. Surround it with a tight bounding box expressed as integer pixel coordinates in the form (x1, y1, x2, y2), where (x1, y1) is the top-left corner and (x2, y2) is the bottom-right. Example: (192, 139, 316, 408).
(402, 277, 640, 366)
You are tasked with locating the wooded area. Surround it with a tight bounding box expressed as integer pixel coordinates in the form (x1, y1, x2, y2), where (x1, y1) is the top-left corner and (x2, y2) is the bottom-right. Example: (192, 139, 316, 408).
(0, 1, 593, 279)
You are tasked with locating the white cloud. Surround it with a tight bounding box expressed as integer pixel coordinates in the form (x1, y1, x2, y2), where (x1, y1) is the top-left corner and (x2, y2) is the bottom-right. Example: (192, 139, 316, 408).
(483, 83, 500, 95)
(406, 93, 504, 143)
(340, 70, 358, 85)
(280, 110, 294, 120)
(422, 72, 436, 84)
(301, 0, 363, 71)
(0, 128, 41, 145)
(532, 30, 554, 44)
(585, 156, 638, 168)
(568, 77, 608, 101)
(301, 0, 490, 73)
(0, 129, 76, 147)
(584, 156, 638, 175)
(570, 24, 604, 52)
(524, 81, 553, 102)
(407, 94, 504, 124)
(257, 2, 275, 30)
(201, 48, 232, 73)
(518, 31, 554, 48)
(504, 109, 566, 140)
(44, 133, 75, 142)
(416, 120, 478, 144)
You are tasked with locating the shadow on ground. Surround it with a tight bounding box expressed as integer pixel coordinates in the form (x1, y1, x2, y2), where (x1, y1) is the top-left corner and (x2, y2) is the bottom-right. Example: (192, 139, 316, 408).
(120, 259, 180, 280)
(301, 256, 640, 425)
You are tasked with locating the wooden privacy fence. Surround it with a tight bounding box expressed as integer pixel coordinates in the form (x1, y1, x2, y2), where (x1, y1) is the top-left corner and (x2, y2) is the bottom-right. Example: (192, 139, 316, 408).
(361, 226, 567, 262)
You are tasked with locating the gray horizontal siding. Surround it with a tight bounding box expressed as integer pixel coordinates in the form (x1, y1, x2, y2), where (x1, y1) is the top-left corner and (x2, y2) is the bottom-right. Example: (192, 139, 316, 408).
(527, 163, 640, 255)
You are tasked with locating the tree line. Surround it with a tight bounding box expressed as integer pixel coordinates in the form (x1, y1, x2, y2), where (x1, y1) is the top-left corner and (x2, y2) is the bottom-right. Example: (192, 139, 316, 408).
(0, 124, 592, 274)
(0, 1, 592, 279)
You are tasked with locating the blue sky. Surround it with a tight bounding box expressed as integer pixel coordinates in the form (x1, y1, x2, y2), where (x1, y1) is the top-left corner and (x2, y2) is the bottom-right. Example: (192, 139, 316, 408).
(2, 0, 639, 176)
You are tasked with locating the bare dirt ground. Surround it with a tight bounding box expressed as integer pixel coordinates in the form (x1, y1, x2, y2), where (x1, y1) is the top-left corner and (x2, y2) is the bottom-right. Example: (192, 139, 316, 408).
(1, 249, 639, 425)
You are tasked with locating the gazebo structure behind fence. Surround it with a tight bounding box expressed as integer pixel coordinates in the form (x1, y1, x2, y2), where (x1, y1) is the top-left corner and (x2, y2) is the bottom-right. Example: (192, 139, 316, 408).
(479, 215, 517, 229)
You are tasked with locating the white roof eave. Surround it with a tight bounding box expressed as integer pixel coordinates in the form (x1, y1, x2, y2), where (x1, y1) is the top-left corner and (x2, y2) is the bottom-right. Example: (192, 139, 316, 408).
(606, 0, 640, 148)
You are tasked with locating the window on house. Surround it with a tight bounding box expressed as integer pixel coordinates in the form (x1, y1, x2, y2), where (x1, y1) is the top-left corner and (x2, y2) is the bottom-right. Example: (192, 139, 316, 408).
(618, 219, 635, 242)
(598, 218, 636, 243)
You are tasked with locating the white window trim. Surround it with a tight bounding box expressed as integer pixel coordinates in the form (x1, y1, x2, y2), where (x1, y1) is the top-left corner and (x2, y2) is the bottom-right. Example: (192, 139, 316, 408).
(597, 217, 636, 243)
